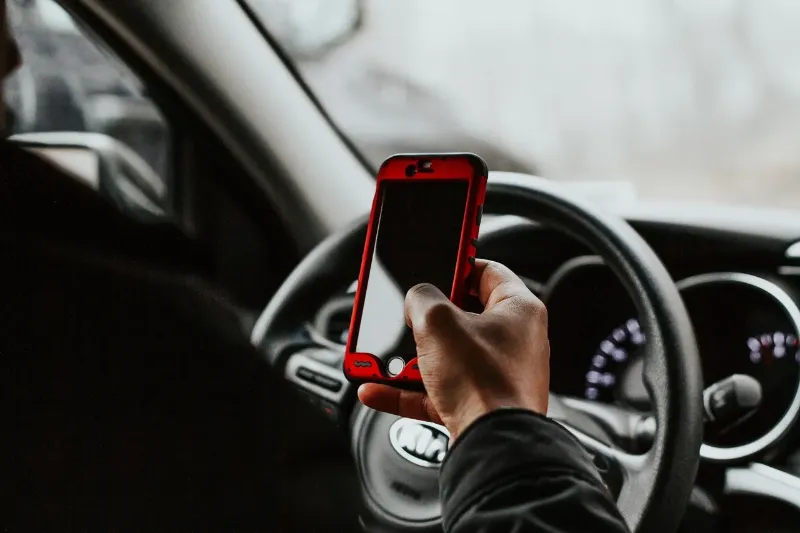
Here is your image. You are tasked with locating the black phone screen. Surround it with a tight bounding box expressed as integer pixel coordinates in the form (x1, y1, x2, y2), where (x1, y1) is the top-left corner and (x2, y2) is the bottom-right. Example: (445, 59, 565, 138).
(354, 179, 469, 369)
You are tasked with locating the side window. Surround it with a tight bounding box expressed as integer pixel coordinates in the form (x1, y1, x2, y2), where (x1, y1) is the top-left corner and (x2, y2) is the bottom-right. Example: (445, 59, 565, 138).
(3, 0, 172, 198)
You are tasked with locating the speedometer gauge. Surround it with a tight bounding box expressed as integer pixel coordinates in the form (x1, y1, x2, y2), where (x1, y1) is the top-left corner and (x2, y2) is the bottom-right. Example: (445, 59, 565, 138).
(678, 273, 800, 458)
(700, 329, 800, 449)
(746, 332, 799, 364)
(584, 318, 647, 406)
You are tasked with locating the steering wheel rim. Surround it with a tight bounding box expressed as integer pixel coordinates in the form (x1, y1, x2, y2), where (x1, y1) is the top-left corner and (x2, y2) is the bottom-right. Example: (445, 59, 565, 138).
(252, 172, 703, 533)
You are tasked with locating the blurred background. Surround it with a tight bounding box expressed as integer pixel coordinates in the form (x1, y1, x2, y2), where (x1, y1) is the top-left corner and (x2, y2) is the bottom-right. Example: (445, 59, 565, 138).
(6, 0, 800, 209)
(4, 0, 171, 184)
(256, 0, 800, 209)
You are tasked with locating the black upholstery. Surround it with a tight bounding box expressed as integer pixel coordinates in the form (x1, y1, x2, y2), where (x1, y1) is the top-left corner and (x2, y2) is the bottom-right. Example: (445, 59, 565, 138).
(0, 143, 361, 531)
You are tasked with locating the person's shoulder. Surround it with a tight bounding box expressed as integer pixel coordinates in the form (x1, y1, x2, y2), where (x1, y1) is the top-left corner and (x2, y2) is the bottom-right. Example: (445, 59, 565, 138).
(1, 139, 124, 234)
(0, 139, 206, 270)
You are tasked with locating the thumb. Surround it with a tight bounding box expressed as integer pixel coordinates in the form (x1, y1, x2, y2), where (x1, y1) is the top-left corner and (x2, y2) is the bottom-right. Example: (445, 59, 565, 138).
(404, 284, 462, 349)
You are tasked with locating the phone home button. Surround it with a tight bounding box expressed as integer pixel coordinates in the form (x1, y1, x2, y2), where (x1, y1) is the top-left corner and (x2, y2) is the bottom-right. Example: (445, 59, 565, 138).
(387, 357, 406, 377)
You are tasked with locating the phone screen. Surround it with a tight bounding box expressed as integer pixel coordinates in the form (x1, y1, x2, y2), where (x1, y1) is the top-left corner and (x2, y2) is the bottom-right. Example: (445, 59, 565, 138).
(354, 179, 469, 372)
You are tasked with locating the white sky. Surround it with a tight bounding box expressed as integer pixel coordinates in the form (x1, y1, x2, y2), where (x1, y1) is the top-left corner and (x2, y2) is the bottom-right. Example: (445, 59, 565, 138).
(265, 0, 800, 209)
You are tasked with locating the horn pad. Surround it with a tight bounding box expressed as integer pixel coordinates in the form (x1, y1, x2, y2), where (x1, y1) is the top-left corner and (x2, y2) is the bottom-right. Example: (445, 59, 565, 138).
(352, 406, 445, 530)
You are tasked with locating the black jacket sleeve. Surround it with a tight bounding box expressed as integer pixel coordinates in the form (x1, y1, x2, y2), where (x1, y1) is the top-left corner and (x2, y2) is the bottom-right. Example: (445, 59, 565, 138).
(440, 409, 631, 533)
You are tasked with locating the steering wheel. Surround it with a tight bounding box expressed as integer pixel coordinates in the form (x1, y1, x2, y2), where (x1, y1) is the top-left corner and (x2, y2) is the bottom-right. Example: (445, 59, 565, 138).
(251, 173, 704, 533)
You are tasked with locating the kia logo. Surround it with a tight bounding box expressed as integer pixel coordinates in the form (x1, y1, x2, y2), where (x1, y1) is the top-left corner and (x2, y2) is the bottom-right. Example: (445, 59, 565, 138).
(389, 418, 450, 468)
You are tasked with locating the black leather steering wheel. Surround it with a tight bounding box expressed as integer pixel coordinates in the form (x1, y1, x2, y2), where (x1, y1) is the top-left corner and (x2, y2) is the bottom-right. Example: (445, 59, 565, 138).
(251, 173, 704, 533)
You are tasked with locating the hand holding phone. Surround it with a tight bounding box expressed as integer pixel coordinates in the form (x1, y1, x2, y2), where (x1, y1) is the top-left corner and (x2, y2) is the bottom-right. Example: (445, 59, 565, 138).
(344, 153, 487, 388)
(358, 259, 550, 441)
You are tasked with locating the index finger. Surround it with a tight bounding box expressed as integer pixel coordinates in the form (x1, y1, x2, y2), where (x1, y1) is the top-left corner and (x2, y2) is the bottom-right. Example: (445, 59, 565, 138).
(357, 383, 442, 425)
(472, 259, 535, 310)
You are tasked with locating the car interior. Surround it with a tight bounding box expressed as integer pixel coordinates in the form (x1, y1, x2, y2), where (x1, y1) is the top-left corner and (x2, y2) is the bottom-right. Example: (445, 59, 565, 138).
(4, 1, 800, 532)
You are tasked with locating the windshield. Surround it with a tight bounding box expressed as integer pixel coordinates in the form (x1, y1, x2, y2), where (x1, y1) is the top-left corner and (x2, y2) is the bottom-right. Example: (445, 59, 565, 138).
(251, 0, 800, 209)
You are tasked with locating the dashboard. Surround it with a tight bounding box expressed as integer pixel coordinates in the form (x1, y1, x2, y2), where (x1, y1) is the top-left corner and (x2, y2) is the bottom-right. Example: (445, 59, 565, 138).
(268, 204, 800, 527)
(297, 209, 800, 468)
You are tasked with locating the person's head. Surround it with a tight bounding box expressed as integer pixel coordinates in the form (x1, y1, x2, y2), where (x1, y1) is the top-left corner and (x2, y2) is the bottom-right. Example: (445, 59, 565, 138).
(2, 0, 23, 132)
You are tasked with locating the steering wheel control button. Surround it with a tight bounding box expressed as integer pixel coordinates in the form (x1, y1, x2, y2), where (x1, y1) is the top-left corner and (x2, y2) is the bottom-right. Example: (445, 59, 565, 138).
(315, 374, 343, 392)
(318, 400, 339, 423)
(296, 367, 315, 382)
(295, 366, 343, 392)
(387, 357, 406, 377)
(471, 237, 479, 247)
(475, 204, 483, 226)
(468, 256, 476, 266)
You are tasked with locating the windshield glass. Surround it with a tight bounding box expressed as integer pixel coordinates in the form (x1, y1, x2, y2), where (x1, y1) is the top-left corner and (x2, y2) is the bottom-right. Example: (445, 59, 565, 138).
(251, 0, 800, 209)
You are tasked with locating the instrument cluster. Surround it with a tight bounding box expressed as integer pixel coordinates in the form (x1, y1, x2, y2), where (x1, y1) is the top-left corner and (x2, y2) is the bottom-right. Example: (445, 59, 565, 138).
(545, 257, 800, 460)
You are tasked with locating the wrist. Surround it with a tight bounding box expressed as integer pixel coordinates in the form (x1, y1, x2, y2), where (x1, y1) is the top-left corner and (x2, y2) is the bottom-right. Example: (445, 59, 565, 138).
(446, 396, 547, 442)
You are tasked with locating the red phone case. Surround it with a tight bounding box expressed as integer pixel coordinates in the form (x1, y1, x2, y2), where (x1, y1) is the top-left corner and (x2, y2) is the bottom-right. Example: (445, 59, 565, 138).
(344, 153, 488, 388)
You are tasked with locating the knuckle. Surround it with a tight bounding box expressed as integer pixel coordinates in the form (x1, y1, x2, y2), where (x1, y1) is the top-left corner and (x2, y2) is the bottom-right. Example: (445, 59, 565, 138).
(486, 259, 512, 275)
(519, 295, 548, 325)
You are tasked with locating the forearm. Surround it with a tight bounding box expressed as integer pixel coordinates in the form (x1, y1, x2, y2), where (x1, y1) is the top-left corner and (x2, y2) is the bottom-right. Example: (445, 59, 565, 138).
(440, 409, 630, 533)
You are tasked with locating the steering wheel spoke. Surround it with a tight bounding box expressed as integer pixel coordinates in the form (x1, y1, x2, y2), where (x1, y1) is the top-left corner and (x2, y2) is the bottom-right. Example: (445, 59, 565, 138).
(556, 395, 656, 452)
(548, 393, 648, 499)
(560, 422, 647, 500)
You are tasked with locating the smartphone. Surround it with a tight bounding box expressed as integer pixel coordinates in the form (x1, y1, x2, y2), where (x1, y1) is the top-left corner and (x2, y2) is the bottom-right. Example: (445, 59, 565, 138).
(344, 153, 488, 388)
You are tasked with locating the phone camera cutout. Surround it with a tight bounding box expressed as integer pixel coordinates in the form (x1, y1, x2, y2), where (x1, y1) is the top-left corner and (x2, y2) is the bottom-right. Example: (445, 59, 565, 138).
(405, 164, 417, 177)
(387, 357, 406, 377)
(418, 160, 434, 173)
